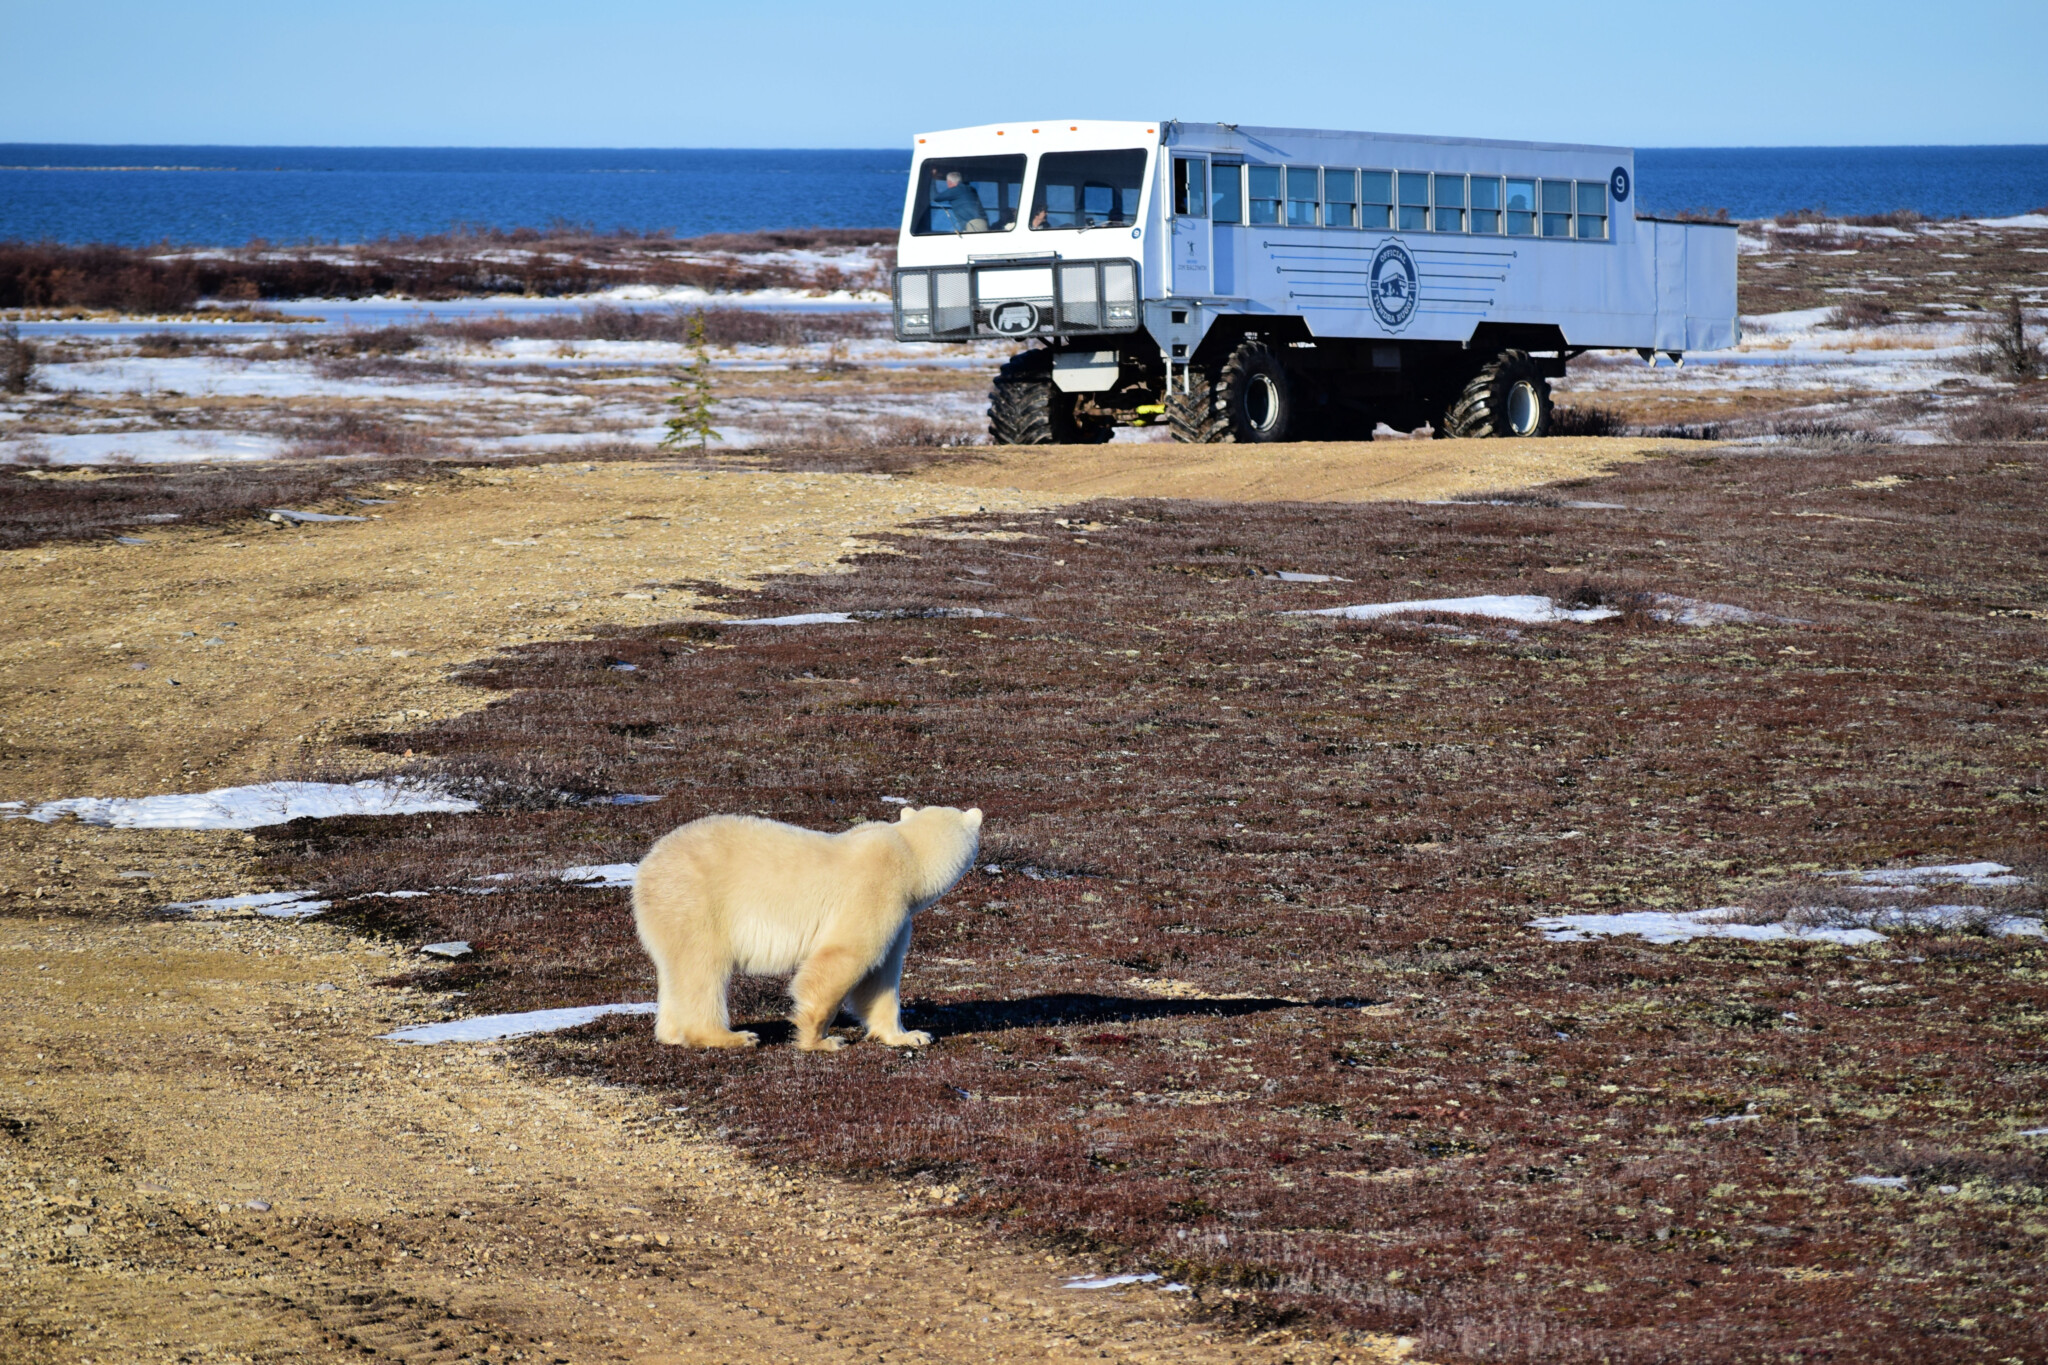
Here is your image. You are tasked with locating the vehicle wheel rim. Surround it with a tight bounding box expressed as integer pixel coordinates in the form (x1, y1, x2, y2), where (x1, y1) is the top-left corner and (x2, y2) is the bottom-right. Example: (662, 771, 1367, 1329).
(1245, 373, 1280, 433)
(1505, 380, 1539, 435)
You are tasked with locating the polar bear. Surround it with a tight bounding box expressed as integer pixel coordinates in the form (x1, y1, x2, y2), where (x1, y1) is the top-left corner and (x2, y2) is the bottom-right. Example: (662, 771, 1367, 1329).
(632, 805, 982, 1051)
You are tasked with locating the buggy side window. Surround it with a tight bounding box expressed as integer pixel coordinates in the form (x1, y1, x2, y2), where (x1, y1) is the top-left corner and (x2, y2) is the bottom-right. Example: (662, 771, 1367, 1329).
(1576, 180, 1608, 239)
(1398, 172, 1430, 231)
(1286, 167, 1320, 226)
(1433, 174, 1466, 233)
(1211, 163, 1244, 224)
(1505, 178, 1536, 236)
(1324, 169, 1359, 228)
(1173, 156, 1208, 218)
(1360, 171, 1393, 230)
(1248, 166, 1282, 225)
(1540, 180, 1573, 238)
(1030, 149, 1149, 231)
(1470, 176, 1502, 234)
(911, 155, 1026, 236)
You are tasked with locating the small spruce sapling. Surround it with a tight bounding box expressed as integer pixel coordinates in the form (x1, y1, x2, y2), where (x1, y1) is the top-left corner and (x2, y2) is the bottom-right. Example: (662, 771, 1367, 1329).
(1, 324, 38, 395)
(660, 313, 722, 451)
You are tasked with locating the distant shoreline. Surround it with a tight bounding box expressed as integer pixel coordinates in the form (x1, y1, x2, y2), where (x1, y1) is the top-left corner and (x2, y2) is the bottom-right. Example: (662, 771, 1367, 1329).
(3, 144, 2045, 247)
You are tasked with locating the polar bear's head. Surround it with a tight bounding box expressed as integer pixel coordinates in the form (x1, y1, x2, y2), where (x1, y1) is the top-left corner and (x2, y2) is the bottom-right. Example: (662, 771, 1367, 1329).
(895, 804, 983, 910)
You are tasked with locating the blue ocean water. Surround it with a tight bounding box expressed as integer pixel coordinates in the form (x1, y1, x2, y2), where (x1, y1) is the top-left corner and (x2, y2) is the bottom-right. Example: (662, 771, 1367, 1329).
(2, 144, 2044, 246)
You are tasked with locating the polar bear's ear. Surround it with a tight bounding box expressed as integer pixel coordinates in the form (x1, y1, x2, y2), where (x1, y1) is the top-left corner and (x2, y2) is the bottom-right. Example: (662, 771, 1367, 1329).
(896, 805, 915, 821)
(965, 807, 983, 828)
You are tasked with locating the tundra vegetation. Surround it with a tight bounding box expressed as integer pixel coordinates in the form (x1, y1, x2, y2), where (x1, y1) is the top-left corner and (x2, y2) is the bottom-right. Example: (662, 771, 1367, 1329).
(241, 441, 2048, 1365)
(0, 226, 893, 314)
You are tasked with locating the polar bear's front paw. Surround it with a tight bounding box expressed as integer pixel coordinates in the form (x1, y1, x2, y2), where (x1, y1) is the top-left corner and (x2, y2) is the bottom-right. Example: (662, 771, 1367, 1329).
(874, 1029, 933, 1048)
(797, 1034, 846, 1052)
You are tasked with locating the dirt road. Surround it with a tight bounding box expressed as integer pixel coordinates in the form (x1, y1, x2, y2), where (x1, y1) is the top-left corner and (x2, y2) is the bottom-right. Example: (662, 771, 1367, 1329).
(912, 435, 1670, 504)
(0, 440, 1650, 1363)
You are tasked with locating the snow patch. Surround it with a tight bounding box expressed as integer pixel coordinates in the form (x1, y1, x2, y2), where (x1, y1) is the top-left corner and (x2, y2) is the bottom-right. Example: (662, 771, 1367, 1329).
(9, 779, 476, 830)
(1532, 860, 2042, 945)
(1293, 594, 1616, 626)
(159, 890, 330, 918)
(726, 607, 1008, 627)
(1826, 860, 2019, 887)
(1529, 909, 1885, 946)
(726, 611, 856, 626)
(1063, 1272, 1187, 1291)
(560, 863, 637, 888)
(381, 1001, 655, 1045)
(1649, 595, 1778, 626)
(0, 429, 288, 466)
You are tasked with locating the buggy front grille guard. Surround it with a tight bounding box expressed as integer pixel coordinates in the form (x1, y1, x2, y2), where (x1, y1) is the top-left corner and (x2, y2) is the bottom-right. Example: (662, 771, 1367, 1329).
(893, 259, 1140, 342)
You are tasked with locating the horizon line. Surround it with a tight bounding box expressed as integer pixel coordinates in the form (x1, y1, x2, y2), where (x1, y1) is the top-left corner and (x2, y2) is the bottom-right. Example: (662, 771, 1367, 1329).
(5, 140, 2048, 154)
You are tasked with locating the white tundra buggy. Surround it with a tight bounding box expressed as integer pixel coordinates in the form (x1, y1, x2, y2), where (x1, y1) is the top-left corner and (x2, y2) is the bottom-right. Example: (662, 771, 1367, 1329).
(891, 120, 1737, 444)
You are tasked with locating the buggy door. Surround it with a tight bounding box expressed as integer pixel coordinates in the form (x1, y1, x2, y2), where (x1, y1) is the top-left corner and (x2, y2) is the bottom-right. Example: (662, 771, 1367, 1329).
(1169, 154, 1211, 297)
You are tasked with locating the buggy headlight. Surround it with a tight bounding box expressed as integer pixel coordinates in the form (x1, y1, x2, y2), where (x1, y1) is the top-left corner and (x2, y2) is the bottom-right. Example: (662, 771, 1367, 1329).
(895, 271, 932, 334)
(1105, 303, 1137, 324)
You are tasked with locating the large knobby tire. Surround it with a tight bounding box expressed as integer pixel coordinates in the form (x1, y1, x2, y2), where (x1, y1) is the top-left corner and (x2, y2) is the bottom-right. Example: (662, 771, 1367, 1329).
(1167, 339, 1294, 443)
(1440, 350, 1553, 438)
(987, 348, 1113, 445)
(1164, 367, 1227, 443)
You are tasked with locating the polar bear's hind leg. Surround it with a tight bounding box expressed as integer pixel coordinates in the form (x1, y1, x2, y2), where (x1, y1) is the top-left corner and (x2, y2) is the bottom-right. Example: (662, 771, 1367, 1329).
(649, 925, 758, 1049)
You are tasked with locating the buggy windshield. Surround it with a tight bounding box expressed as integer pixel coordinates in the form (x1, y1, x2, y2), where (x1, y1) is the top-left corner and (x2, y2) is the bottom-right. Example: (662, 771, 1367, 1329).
(1029, 149, 1148, 231)
(911, 155, 1025, 235)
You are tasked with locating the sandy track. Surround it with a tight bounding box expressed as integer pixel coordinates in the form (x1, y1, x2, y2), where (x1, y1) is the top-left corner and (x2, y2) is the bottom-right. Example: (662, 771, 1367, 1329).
(908, 435, 1674, 504)
(0, 440, 1639, 1364)
(3, 917, 1404, 1364)
(0, 463, 1035, 806)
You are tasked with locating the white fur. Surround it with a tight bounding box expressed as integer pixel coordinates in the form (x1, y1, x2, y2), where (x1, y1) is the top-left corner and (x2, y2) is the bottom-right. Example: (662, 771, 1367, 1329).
(632, 805, 982, 1050)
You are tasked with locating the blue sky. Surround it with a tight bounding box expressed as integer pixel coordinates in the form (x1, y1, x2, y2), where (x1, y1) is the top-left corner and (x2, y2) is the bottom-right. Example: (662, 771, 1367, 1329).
(5, 1, 2044, 149)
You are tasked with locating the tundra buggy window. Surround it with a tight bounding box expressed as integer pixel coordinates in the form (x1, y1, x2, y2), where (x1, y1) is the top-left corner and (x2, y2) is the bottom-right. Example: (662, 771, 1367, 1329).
(1324, 169, 1359, 228)
(1506, 178, 1537, 236)
(1576, 180, 1608, 239)
(1172, 156, 1207, 217)
(1361, 171, 1393, 229)
(1248, 166, 1282, 225)
(1212, 162, 1243, 224)
(1541, 180, 1573, 238)
(1433, 174, 1465, 233)
(1031, 149, 1148, 230)
(912, 155, 1025, 235)
(1286, 167, 1320, 226)
(1398, 172, 1429, 231)
(1470, 176, 1502, 234)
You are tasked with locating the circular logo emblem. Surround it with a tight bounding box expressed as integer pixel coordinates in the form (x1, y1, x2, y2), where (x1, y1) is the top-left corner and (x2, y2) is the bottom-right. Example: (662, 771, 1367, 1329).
(1610, 166, 1631, 203)
(1369, 240, 1419, 331)
(991, 301, 1039, 336)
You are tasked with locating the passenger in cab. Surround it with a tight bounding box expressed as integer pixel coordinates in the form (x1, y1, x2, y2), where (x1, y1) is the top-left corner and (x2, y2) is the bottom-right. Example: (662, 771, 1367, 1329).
(933, 170, 990, 232)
